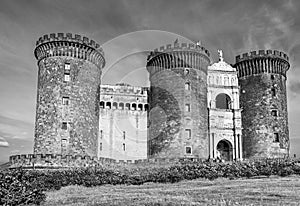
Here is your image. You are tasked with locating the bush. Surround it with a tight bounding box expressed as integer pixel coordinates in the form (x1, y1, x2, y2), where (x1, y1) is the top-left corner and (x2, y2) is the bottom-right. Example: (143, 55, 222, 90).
(0, 169, 46, 205)
(1, 158, 300, 205)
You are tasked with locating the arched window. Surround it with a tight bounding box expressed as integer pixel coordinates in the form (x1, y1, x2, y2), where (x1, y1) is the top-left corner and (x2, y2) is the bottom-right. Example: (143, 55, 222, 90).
(125, 103, 130, 110)
(113, 102, 118, 109)
(138, 104, 143, 111)
(185, 82, 191, 90)
(100, 101, 104, 109)
(216, 93, 231, 109)
(106, 102, 111, 109)
(144, 104, 149, 111)
(231, 77, 235, 86)
(132, 103, 137, 110)
(119, 102, 124, 110)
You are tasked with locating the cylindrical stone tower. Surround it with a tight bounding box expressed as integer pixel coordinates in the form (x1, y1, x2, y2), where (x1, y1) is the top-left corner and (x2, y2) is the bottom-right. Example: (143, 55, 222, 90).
(33, 33, 105, 157)
(234, 50, 290, 158)
(146, 41, 211, 158)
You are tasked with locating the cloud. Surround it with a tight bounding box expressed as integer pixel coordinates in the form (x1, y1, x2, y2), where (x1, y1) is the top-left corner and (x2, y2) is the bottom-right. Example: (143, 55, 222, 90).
(0, 137, 9, 147)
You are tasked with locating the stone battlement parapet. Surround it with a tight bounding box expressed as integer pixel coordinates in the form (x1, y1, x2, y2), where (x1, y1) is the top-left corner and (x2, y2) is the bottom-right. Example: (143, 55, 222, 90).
(100, 84, 149, 96)
(34, 33, 105, 68)
(148, 42, 210, 61)
(36, 33, 103, 54)
(236, 50, 289, 63)
(9, 154, 208, 169)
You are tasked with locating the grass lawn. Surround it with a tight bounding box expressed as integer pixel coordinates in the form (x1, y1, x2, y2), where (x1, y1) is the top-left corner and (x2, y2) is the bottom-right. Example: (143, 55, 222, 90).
(43, 175, 300, 206)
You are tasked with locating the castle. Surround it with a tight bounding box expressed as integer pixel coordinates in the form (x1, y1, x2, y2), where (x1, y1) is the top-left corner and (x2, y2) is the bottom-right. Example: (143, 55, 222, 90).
(9, 33, 290, 167)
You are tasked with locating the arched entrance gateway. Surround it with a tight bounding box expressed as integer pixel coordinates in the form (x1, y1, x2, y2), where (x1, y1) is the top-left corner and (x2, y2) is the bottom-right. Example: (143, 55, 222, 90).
(216, 139, 233, 161)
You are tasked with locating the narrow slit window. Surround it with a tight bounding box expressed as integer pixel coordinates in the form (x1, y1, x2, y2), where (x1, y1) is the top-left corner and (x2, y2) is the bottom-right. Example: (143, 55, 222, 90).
(99, 143, 102, 151)
(123, 143, 126, 151)
(274, 133, 279, 143)
(271, 88, 276, 97)
(123, 131, 126, 140)
(185, 104, 191, 112)
(100, 130, 103, 139)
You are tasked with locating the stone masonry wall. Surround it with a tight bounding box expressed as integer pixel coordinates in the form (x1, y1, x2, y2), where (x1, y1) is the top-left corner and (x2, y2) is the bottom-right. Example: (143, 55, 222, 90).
(235, 50, 290, 158)
(34, 57, 101, 156)
(238, 74, 289, 158)
(147, 42, 210, 158)
(99, 84, 148, 160)
(33, 33, 105, 157)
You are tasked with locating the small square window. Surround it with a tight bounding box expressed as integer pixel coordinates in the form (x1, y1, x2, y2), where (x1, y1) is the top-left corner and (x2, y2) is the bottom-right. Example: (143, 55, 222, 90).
(185, 104, 190, 112)
(64, 74, 70, 82)
(271, 75, 275, 80)
(271, 110, 278, 117)
(274, 133, 279, 143)
(62, 97, 70, 105)
(185, 146, 192, 154)
(62, 122, 68, 130)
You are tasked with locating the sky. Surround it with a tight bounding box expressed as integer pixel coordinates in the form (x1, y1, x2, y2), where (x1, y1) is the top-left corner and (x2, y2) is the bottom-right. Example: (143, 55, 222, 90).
(0, 0, 300, 163)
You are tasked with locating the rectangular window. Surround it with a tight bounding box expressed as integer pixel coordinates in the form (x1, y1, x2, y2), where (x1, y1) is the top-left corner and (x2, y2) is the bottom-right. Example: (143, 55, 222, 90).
(64, 63, 70, 73)
(185, 129, 191, 139)
(100, 130, 103, 139)
(64, 74, 70, 82)
(274, 133, 279, 142)
(99, 143, 102, 151)
(271, 110, 278, 117)
(271, 88, 276, 97)
(61, 139, 67, 146)
(64, 63, 71, 82)
(185, 82, 191, 90)
(185, 104, 190, 112)
(185, 146, 192, 154)
(62, 97, 70, 105)
(123, 143, 126, 151)
(62, 122, 68, 130)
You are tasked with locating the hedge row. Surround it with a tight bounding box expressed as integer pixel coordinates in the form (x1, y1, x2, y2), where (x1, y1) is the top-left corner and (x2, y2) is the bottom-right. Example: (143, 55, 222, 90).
(1, 159, 300, 205)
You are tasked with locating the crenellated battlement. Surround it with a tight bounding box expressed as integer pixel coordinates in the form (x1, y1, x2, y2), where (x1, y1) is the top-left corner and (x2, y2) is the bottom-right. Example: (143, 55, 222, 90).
(236, 50, 289, 63)
(9, 153, 207, 168)
(148, 42, 210, 61)
(99, 84, 149, 111)
(9, 154, 115, 168)
(100, 84, 149, 96)
(34, 33, 105, 68)
(234, 50, 290, 78)
(146, 41, 211, 74)
(36, 33, 103, 53)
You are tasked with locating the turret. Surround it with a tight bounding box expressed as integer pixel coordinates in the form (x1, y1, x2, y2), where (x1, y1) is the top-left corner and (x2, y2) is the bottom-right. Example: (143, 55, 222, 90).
(146, 41, 211, 158)
(33, 33, 105, 157)
(234, 50, 290, 158)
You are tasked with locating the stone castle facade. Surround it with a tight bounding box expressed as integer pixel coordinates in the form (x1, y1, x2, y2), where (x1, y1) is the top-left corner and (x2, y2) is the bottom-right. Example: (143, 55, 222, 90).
(9, 33, 290, 167)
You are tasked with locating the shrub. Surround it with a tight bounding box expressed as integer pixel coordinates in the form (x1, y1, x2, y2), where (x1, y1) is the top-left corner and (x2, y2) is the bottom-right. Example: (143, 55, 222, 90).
(2, 158, 300, 205)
